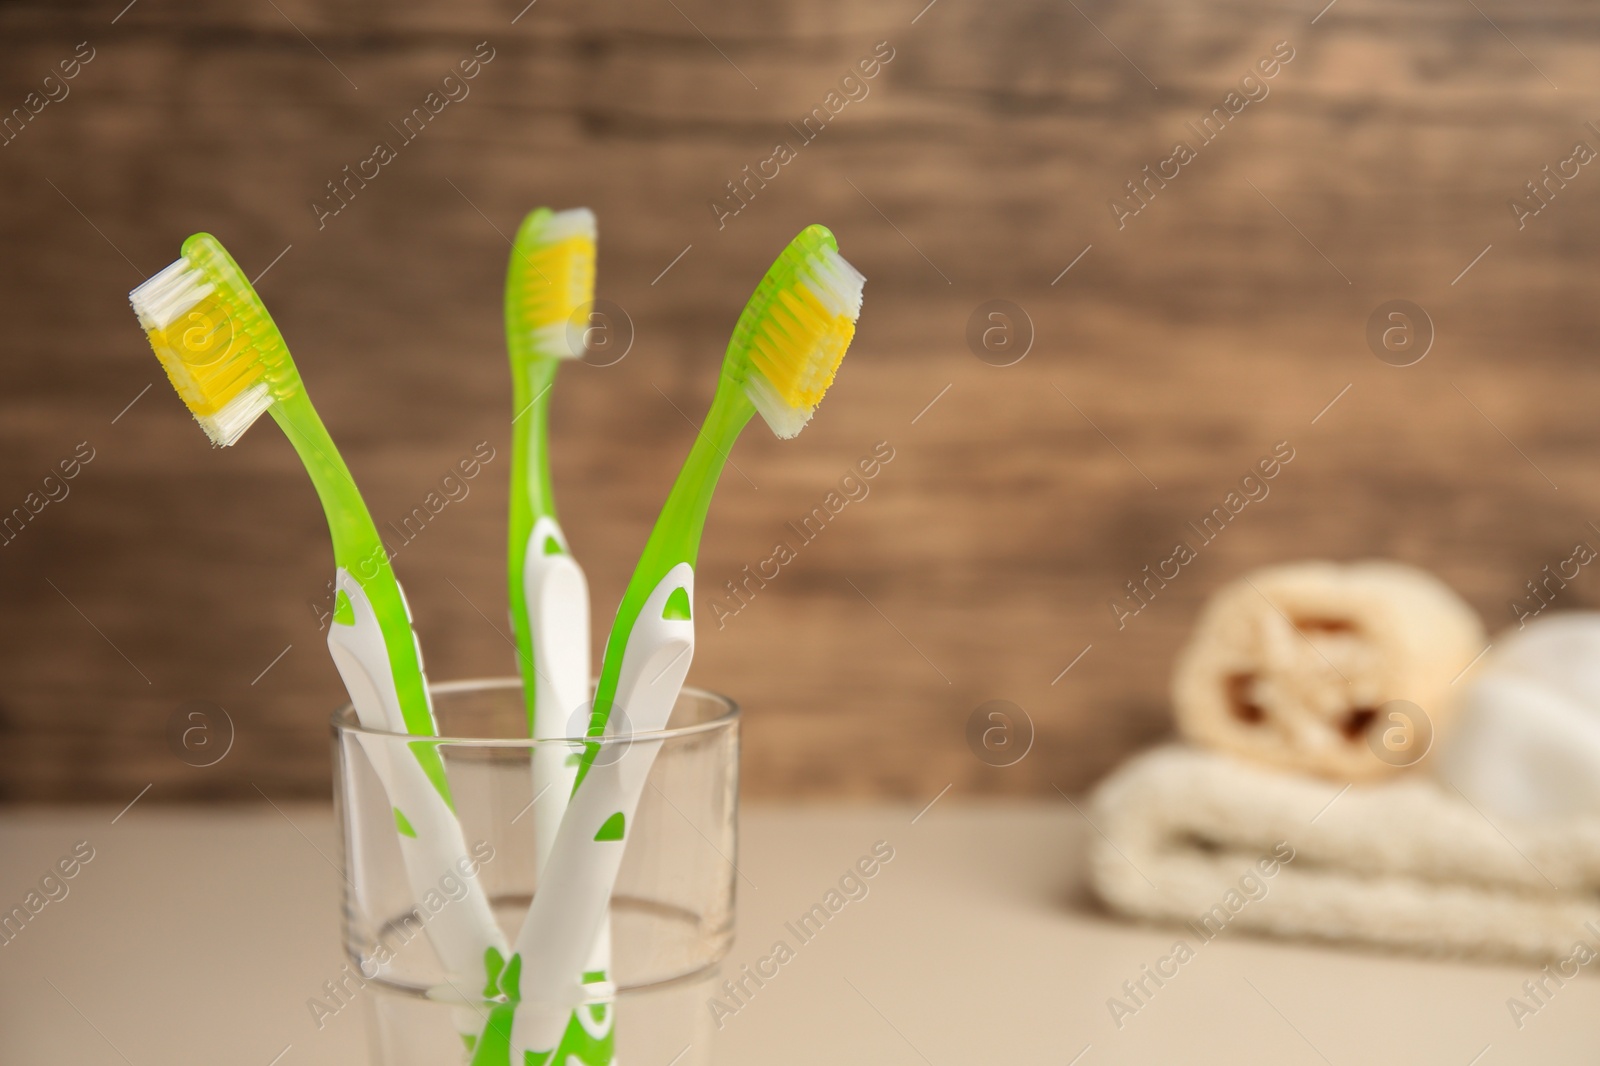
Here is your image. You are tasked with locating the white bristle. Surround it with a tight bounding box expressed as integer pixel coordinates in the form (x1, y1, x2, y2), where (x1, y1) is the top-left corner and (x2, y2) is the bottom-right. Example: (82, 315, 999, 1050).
(199, 382, 274, 447)
(130, 257, 215, 332)
(540, 207, 596, 244)
(799, 248, 865, 319)
(745, 373, 812, 440)
(531, 323, 573, 360)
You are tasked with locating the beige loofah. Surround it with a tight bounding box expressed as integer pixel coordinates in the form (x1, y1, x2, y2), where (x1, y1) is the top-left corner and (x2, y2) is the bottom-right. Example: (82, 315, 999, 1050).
(1172, 561, 1486, 779)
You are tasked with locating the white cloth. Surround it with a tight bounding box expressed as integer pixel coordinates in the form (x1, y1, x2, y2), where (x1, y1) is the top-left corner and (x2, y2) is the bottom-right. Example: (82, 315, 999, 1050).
(1089, 744, 1600, 964)
(1438, 612, 1600, 820)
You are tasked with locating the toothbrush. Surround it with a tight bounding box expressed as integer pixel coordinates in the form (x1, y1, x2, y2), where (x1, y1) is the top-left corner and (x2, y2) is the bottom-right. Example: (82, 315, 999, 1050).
(501, 207, 616, 1064)
(505, 207, 597, 868)
(128, 234, 510, 998)
(494, 225, 865, 1060)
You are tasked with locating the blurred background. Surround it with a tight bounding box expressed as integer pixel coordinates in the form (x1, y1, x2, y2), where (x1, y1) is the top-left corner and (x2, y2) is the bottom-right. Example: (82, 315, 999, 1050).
(2, 0, 1595, 805)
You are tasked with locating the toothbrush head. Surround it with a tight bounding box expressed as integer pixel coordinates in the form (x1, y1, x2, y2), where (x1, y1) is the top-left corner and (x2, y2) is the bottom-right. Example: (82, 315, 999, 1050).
(129, 233, 298, 447)
(506, 207, 597, 363)
(724, 224, 865, 439)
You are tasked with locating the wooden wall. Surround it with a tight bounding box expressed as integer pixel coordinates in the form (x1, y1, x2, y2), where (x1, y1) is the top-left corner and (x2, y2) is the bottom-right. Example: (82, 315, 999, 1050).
(3, 0, 1600, 803)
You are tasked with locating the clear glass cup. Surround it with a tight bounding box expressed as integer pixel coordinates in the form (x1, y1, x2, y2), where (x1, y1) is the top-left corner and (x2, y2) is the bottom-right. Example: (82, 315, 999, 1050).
(331, 678, 739, 1065)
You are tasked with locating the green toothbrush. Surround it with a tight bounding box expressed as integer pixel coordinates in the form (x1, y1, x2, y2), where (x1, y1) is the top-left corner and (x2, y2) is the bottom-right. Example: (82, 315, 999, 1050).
(489, 224, 865, 1061)
(500, 207, 616, 1066)
(128, 234, 510, 994)
(505, 207, 597, 845)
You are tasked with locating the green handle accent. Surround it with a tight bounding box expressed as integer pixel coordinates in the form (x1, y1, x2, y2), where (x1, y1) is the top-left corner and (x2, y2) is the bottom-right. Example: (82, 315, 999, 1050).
(576, 380, 754, 791)
(468, 1002, 517, 1066)
(550, 1006, 615, 1064)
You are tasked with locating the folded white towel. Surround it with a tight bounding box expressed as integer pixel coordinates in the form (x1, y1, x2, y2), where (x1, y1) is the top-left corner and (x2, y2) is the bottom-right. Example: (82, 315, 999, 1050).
(1438, 612, 1600, 821)
(1088, 745, 1600, 964)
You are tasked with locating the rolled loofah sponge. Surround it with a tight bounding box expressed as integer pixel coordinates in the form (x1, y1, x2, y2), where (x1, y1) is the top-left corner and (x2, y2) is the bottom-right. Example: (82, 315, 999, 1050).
(1172, 560, 1486, 779)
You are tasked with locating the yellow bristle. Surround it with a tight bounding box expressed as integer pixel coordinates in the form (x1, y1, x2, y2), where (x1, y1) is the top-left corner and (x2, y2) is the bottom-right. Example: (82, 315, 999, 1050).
(514, 235, 595, 330)
(747, 284, 857, 409)
(146, 289, 265, 419)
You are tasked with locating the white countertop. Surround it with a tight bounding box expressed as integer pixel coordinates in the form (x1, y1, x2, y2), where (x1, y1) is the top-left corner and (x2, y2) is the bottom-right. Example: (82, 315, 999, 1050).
(0, 802, 1592, 1064)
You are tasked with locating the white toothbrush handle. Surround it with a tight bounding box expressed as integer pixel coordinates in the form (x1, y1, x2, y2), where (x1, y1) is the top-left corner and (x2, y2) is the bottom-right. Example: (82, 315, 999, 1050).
(524, 517, 590, 870)
(372, 745, 508, 986)
(327, 570, 510, 986)
(510, 565, 696, 1054)
(523, 519, 617, 1029)
(522, 518, 617, 1047)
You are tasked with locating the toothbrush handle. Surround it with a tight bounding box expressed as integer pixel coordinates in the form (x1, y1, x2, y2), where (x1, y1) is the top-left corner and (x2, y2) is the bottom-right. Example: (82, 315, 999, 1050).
(507, 565, 696, 1054)
(516, 736, 666, 997)
(505, 756, 667, 1056)
(326, 569, 434, 737)
(520, 518, 617, 1056)
(521, 517, 591, 870)
(327, 569, 510, 987)
(352, 735, 506, 984)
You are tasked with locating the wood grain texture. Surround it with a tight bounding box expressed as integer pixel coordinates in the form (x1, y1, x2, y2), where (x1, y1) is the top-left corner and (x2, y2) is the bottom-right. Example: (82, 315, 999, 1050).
(3, 0, 1600, 803)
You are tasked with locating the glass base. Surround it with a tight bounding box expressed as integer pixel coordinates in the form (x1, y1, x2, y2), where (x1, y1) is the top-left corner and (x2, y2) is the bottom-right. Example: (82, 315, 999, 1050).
(362, 968, 721, 1066)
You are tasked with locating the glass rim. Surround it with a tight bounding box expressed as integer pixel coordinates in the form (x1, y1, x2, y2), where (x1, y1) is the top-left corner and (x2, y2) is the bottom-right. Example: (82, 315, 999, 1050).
(330, 675, 739, 746)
